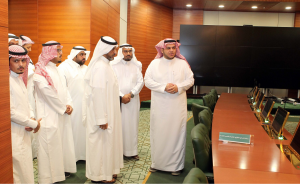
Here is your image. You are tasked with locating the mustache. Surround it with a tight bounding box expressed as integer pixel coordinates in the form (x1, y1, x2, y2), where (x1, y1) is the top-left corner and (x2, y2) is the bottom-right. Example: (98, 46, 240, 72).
(17, 67, 24, 70)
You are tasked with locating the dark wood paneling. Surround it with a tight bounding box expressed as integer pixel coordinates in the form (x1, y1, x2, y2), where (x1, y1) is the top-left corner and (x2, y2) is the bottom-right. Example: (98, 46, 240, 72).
(295, 12, 300, 27)
(235, 1, 279, 11)
(129, 23, 147, 53)
(130, 0, 148, 26)
(0, 130, 13, 183)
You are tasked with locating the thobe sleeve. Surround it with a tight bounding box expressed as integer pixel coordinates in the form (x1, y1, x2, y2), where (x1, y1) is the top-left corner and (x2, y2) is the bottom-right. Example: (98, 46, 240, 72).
(66, 91, 73, 106)
(131, 68, 144, 95)
(144, 62, 166, 93)
(29, 103, 35, 119)
(34, 80, 66, 115)
(90, 68, 108, 126)
(10, 90, 37, 129)
(176, 63, 194, 95)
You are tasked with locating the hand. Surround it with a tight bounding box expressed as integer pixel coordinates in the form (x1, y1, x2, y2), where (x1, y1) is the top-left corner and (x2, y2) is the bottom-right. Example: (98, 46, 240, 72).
(99, 123, 108, 130)
(165, 83, 174, 92)
(30, 117, 36, 121)
(25, 127, 33, 132)
(165, 83, 178, 94)
(122, 94, 131, 104)
(65, 105, 73, 115)
(33, 118, 42, 133)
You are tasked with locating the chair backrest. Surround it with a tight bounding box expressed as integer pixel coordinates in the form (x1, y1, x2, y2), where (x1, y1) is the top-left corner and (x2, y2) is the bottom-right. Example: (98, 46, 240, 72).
(191, 124, 213, 173)
(198, 109, 213, 139)
(191, 103, 212, 126)
(203, 94, 216, 112)
(210, 89, 218, 102)
(183, 168, 208, 184)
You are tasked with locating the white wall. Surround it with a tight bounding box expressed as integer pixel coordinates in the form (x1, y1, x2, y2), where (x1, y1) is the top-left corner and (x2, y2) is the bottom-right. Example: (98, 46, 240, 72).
(119, 0, 128, 44)
(203, 11, 295, 27)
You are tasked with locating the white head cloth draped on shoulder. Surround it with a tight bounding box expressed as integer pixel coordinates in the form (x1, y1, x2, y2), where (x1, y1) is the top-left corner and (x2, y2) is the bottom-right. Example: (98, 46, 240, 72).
(155, 38, 190, 67)
(84, 36, 118, 86)
(110, 43, 142, 71)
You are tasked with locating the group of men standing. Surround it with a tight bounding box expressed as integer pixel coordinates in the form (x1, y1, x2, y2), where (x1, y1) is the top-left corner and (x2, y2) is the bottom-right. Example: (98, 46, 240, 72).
(8, 34, 194, 184)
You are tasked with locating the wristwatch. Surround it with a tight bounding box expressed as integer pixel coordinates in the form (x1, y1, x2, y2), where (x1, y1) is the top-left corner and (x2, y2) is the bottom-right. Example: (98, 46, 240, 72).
(130, 92, 134, 98)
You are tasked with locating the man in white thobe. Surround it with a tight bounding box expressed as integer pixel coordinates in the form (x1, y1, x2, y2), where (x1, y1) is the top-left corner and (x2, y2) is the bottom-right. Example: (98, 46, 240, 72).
(19, 35, 38, 158)
(84, 36, 123, 183)
(33, 41, 76, 183)
(59, 46, 90, 161)
(144, 38, 194, 176)
(111, 43, 144, 160)
(9, 45, 41, 183)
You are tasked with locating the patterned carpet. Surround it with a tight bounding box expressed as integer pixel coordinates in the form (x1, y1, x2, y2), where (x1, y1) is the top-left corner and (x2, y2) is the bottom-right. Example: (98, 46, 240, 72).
(33, 110, 193, 184)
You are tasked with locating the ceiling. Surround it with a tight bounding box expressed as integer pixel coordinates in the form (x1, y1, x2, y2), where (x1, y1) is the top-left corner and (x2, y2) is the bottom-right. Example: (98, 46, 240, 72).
(149, 0, 300, 12)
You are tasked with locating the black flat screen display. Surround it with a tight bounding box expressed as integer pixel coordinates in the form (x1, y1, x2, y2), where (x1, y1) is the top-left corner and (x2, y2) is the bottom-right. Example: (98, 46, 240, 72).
(262, 99, 274, 119)
(290, 125, 300, 158)
(180, 25, 300, 88)
(255, 92, 264, 109)
(272, 107, 288, 134)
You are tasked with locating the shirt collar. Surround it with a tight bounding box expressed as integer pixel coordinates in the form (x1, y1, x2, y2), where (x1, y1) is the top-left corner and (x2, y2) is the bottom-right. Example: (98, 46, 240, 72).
(100, 56, 110, 63)
(47, 61, 57, 67)
(10, 70, 19, 77)
(122, 59, 131, 65)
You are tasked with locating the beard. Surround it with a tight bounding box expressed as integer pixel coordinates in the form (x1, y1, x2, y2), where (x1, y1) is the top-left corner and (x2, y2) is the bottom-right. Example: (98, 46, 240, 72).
(163, 52, 175, 60)
(78, 59, 85, 65)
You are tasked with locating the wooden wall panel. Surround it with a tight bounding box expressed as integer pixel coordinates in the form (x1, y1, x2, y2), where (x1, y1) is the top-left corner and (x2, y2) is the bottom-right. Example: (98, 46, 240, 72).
(38, 0, 90, 62)
(0, 1, 13, 182)
(172, 10, 203, 40)
(104, 0, 120, 13)
(129, 0, 173, 101)
(8, 0, 39, 63)
(0, 130, 13, 183)
(294, 12, 300, 27)
(108, 6, 120, 44)
(91, 0, 109, 45)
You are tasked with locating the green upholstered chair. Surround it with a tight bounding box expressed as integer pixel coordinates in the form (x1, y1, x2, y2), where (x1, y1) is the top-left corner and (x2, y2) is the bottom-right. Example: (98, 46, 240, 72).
(210, 89, 218, 102)
(203, 94, 216, 112)
(191, 103, 212, 126)
(183, 168, 208, 184)
(191, 124, 214, 182)
(198, 109, 212, 139)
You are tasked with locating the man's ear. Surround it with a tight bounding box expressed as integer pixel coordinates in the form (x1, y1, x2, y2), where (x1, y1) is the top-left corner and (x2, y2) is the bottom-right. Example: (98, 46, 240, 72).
(161, 48, 164, 53)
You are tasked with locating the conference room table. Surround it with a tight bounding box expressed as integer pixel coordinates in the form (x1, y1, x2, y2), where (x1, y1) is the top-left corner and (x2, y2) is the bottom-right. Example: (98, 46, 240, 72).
(212, 93, 300, 183)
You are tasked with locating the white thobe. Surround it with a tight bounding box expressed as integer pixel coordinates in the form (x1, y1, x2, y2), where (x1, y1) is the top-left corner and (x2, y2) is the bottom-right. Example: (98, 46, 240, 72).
(27, 61, 38, 159)
(10, 71, 37, 184)
(58, 59, 87, 161)
(111, 60, 144, 156)
(144, 57, 194, 172)
(33, 62, 76, 183)
(85, 56, 123, 181)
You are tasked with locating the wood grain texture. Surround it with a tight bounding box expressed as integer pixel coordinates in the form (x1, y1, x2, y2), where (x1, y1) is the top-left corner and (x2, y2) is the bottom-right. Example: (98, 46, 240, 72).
(38, 0, 91, 44)
(295, 12, 300, 27)
(0, 26, 10, 134)
(91, 0, 109, 45)
(129, 0, 173, 101)
(104, 0, 120, 13)
(0, 130, 13, 183)
(8, 0, 39, 63)
(108, 5, 120, 44)
(0, 0, 8, 27)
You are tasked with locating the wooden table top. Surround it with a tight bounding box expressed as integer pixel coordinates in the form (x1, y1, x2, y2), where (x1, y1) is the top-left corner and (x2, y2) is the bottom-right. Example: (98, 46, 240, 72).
(212, 93, 300, 183)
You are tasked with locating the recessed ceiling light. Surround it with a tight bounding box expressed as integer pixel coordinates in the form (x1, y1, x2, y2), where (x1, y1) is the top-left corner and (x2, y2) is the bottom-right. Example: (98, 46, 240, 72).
(252, 6, 257, 9)
(186, 4, 192, 7)
(219, 5, 224, 8)
(286, 6, 292, 10)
